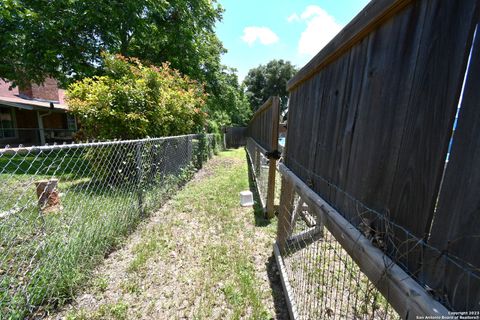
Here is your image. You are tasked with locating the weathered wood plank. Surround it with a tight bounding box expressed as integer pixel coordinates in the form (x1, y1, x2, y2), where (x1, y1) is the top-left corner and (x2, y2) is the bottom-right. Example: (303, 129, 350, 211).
(285, 0, 478, 276)
(287, 0, 414, 91)
(247, 97, 276, 152)
(273, 243, 299, 320)
(276, 174, 295, 253)
(424, 26, 480, 311)
(224, 127, 246, 148)
(249, 97, 272, 122)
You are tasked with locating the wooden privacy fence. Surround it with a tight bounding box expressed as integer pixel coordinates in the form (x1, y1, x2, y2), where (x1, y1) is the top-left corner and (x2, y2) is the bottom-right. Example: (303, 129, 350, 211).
(223, 126, 247, 148)
(270, 0, 479, 318)
(246, 97, 280, 218)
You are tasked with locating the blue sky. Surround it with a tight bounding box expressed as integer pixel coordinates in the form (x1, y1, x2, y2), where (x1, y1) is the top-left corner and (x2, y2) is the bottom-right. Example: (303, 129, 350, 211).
(215, 0, 370, 81)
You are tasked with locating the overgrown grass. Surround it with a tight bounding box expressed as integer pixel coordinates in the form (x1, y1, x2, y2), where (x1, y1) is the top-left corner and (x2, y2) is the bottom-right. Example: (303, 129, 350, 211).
(0, 136, 217, 319)
(56, 148, 278, 319)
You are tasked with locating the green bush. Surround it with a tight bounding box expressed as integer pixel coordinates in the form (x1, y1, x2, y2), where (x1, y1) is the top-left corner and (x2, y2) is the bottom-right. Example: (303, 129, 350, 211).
(67, 53, 207, 140)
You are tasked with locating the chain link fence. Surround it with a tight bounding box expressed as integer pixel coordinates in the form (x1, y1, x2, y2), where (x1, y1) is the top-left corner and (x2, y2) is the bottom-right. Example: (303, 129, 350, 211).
(0, 133, 218, 319)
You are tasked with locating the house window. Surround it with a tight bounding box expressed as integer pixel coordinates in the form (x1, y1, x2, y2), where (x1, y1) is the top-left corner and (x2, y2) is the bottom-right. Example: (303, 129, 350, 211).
(0, 107, 16, 139)
(67, 114, 77, 131)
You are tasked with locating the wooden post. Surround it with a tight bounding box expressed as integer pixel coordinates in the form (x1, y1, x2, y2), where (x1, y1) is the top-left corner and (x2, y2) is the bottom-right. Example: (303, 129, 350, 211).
(36, 111, 46, 146)
(35, 179, 60, 212)
(266, 97, 280, 218)
(276, 175, 295, 253)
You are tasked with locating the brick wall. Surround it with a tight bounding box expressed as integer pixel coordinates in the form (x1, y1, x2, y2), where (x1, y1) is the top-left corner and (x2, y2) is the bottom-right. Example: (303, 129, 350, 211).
(19, 78, 60, 102)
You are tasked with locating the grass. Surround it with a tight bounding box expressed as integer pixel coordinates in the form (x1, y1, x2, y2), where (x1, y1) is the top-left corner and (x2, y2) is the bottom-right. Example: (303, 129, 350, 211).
(60, 148, 280, 319)
(168, 149, 275, 319)
(0, 137, 216, 319)
(92, 277, 109, 294)
(126, 224, 173, 274)
(65, 301, 129, 320)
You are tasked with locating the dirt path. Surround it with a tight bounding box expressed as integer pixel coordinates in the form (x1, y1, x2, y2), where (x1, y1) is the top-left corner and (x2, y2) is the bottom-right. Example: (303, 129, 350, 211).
(47, 149, 288, 320)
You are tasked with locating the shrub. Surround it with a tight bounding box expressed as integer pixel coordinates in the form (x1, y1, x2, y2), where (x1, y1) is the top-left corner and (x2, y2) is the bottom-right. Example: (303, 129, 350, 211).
(67, 53, 207, 140)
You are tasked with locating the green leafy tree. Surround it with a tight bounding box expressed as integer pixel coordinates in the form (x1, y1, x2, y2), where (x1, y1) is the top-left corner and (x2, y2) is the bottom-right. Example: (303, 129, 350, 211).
(206, 67, 252, 128)
(243, 60, 297, 112)
(67, 53, 207, 140)
(0, 0, 224, 88)
(0, 0, 252, 128)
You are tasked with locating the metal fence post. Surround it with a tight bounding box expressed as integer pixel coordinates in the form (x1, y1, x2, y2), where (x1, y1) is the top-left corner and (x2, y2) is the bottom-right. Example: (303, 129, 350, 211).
(197, 133, 205, 169)
(136, 141, 144, 216)
(223, 127, 227, 149)
(187, 135, 193, 165)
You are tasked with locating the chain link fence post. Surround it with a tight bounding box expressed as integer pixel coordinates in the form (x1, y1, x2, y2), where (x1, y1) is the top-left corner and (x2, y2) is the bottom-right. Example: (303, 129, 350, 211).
(136, 141, 144, 216)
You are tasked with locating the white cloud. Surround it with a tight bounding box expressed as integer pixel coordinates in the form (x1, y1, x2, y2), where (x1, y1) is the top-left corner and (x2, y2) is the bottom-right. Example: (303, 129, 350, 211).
(297, 5, 343, 56)
(287, 13, 300, 23)
(241, 27, 279, 46)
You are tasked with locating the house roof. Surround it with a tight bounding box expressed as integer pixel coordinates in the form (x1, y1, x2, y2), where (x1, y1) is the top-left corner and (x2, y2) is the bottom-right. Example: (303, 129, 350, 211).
(0, 80, 68, 112)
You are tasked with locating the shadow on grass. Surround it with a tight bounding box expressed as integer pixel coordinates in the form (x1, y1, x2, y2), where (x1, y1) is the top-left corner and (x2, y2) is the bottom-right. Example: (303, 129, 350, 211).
(245, 150, 272, 227)
(244, 148, 289, 318)
(266, 254, 291, 320)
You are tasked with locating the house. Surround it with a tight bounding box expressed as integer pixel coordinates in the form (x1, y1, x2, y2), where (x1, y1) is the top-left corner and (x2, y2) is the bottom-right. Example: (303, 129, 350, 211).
(0, 78, 77, 147)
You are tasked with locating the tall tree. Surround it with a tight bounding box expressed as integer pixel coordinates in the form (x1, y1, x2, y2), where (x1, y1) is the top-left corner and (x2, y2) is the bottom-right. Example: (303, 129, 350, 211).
(0, 0, 224, 88)
(206, 67, 252, 128)
(243, 60, 297, 112)
(0, 0, 253, 130)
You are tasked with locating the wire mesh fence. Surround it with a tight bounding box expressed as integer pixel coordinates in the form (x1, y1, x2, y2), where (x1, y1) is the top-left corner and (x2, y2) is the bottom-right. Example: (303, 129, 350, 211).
(245, 137, 271, 211)
(275, 186, 401, 320)
(0, 133, 218, 319)
(274, 161, 480, 319)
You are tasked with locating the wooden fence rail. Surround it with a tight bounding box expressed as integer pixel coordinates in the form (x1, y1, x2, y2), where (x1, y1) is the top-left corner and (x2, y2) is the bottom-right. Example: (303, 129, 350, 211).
(422, 24, 480, 311)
